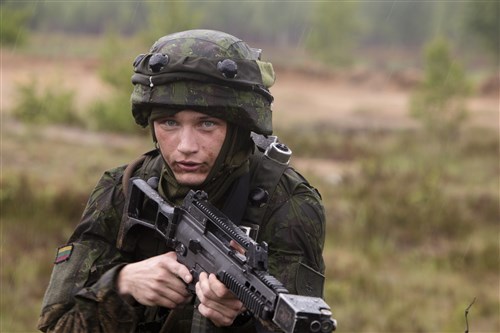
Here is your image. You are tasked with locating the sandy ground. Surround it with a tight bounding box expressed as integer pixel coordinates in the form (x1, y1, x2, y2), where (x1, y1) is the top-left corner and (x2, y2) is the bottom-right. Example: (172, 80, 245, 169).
(1, 51, 113, 113)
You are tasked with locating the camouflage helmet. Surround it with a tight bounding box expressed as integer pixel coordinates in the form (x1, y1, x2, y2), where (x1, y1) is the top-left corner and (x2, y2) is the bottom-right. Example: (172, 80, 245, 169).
(131, 29, 276, 135)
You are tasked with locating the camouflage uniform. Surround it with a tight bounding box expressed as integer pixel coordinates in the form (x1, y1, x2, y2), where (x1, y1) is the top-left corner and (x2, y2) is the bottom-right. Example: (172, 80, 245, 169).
(37, 30, 326, 333)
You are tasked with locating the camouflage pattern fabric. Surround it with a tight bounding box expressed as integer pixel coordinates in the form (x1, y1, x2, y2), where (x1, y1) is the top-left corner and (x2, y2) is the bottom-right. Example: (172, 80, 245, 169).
(37, 150, 326, 332)
(150, 30, 260, 60)
(130, 29, 275, 135)
(131, 80, 273, 135)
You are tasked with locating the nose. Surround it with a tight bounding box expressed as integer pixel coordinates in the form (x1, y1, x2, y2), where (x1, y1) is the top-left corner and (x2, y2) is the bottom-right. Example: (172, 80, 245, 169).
(177, 127, 198, 154)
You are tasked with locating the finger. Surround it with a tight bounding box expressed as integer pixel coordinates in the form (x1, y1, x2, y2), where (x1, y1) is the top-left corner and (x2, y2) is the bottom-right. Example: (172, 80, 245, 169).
(135, 275, 192, 305)
(141, 283, 189, 307)
(197, 302, 235, 327)
(134, 286, 189, 308)
(207, 273, 237, 300)
(162, 252, 193, 284)
(196, 274, 243, 313)
(163, 273, 192, 297)
(196, 272, 211, 299)
(197, 272, 225, 300)
(155, 288, 193, 309)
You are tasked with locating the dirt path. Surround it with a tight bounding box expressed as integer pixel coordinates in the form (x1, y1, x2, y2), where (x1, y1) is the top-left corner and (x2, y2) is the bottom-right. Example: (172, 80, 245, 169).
(1, 50, 113, 112)
(272, 69, 498, 130)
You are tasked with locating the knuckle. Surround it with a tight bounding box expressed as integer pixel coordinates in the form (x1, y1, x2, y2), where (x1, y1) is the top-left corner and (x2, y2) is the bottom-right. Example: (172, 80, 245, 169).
(143, 293, 159, 305)
(174, 293, 189, 304)
(162, 299, 177, 309)
(220, 316, 233, 327)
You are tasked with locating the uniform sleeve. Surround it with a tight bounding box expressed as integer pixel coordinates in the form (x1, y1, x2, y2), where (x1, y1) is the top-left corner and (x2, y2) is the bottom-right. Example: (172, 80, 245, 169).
(37, 167, 140, 332)
(258, 168, 326, 297)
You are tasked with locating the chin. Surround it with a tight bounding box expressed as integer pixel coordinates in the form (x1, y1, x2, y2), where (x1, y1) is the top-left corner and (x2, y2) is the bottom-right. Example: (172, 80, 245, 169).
(176, 176, 206, 188)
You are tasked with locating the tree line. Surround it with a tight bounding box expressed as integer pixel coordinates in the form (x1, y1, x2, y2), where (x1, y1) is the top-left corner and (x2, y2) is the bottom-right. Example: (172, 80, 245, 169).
(2, 1, 498, 67)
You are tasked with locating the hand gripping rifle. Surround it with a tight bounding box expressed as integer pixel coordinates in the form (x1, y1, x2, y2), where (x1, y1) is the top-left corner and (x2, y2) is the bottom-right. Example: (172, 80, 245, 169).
(121, 177, 337, 333)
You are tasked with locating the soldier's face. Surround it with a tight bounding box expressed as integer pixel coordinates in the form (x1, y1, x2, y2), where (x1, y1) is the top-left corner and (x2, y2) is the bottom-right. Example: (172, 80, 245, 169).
(153, 110, 227, 187)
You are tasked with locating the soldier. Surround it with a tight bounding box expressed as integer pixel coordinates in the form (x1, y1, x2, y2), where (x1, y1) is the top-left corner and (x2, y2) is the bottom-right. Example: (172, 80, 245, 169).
(38, 29, 326, 333)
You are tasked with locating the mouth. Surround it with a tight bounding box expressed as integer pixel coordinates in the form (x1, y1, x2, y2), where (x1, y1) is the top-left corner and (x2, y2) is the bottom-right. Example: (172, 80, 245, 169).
(175, 161, 202, 172)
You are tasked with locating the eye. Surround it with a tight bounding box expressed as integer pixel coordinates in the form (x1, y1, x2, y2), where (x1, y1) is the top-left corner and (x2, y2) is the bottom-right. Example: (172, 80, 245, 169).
(157, 118, 178, 131)
(163, 119, 178, 127)
(201, 120, 215, 128)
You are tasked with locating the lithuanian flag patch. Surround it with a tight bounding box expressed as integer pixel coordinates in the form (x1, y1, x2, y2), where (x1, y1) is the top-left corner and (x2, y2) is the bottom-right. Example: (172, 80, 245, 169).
(54, 244, 74, 264)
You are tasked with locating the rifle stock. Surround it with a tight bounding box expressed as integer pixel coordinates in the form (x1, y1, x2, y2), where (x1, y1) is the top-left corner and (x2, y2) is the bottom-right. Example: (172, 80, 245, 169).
(121, 178, 336, 333)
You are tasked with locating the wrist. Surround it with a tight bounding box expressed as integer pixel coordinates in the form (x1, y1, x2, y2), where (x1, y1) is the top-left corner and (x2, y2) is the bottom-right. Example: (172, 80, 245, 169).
(116, 264, 136, 304)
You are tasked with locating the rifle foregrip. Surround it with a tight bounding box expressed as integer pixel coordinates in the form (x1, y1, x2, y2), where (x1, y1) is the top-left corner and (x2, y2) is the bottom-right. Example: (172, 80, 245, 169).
(218, 271, 275, 321)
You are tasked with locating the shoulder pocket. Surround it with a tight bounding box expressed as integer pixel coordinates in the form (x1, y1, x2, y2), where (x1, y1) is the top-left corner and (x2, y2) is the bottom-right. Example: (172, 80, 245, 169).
(41, 242, 103, 309)
(295, 262, 325, 297)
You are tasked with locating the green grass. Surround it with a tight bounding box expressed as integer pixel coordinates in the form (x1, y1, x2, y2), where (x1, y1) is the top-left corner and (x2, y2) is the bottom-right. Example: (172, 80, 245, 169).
(1, 176, 85, 332)
(310, 127, 499, 333)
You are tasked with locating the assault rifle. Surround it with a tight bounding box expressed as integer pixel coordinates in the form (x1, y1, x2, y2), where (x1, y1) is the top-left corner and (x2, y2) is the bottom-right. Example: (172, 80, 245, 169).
(121, 177, 336, 333)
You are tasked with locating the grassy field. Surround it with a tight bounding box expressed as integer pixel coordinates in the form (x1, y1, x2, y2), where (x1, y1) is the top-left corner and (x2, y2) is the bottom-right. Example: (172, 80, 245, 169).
(1, 36, 499, 332)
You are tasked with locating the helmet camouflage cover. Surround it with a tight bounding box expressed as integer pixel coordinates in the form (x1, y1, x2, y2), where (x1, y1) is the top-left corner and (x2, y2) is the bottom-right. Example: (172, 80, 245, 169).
(131, 29, 276, 135)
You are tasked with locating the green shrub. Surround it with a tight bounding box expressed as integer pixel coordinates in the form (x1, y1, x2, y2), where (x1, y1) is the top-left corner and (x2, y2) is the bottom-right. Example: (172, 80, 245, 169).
(0, 173, 89, 331)
(0, 174, 87, 230)
(0, 4, 30, 46)
(85, 32, 147, 134)
(410, 37, 472, 142)
(98, 32, 136, 91)
(12, 81, 83, 126)
(313, 127, 499, 253)
(87, 92, 145, 134)
(342, 156, 473, 248)
(306, 1, 360, 66)
(277, 124, 380, 160)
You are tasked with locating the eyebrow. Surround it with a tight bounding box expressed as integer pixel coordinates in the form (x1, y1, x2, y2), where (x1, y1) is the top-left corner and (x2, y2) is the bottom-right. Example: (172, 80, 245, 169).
(197, 115, 221, 122)
(158, 113, 221, 122)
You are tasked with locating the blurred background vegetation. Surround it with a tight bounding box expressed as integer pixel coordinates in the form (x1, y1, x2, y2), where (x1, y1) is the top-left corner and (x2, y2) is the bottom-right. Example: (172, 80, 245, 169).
(1, 1, 498, 332)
